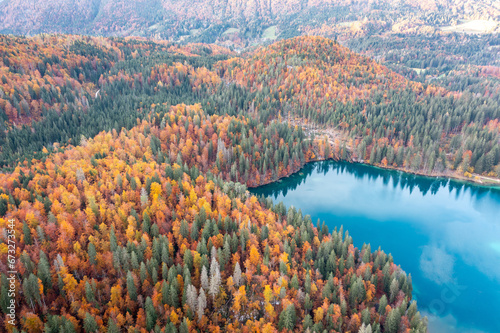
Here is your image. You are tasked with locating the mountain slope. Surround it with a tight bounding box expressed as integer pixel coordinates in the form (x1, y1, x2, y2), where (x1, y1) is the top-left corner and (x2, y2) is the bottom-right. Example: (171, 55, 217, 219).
(1, 0, 498, 39)
(0, 35, 119, 127)
(216, 37, 500, 179)
(1, 35, 499, 180)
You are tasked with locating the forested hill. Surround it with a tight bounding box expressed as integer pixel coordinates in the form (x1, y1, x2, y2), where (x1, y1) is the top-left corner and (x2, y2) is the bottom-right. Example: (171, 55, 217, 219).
(0, 34, 232, 127)
(1, 35, 499, 181)
(222, 37, 500, 180)
(0, 0, 497, 41)
(0, 104, 428, 331)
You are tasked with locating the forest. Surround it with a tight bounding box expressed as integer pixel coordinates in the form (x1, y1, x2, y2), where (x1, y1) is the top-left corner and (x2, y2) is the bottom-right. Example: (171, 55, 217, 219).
(1, 0, 497, 43)
(1, 35, 499, 180)
(0, 33, 498, 332)
(0, 104, 427, 332)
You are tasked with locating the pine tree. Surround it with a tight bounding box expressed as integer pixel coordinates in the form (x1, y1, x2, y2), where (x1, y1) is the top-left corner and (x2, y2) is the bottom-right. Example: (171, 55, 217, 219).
(126, 271, 137, 301)
(209, 265, 221, 299)
(407, 301, 418, 320)
(359, 323, 373, 333)
(183, 249, 193, 272)
(161, 281, 170, 306)
(291, 274, 299, 289)
(378, 294, 388, 315)
(180, 219, 189, 239)
(110, 226, 117, 252)
(142, 211, 151, 234)
(384, 308, 400, 333)
(161, 244, 170, 264)
(23, 273, 41, 309)
(88, 243, 97, 265)
(23, 221, 32, 245)
(279, 304, 297, 331)
(83, 313, 99, 333)
(85, 281, 95, 304)
(170, 283, 179, 308)
(36, 225, 45, 243)
(389, 278, 399, 303)
(186, 284, 197, 310)
(145, 296, 157, 331)
(38, 250, 52, 291)
(180, 319, 189, 333)
(107, 318, 120, 333)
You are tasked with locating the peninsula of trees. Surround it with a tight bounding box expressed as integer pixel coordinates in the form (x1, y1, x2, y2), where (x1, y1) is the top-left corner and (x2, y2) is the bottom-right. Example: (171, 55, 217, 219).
(1, 104, 426, 332)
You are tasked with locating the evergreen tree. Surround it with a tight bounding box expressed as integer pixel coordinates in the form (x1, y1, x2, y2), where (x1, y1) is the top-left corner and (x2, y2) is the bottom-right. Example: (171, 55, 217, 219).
(83, 313, 99, 333)
(88, 243, 97, 265)
(145, 296, 157, 331)
(107, 318, 120, 333)
(126, 271, 137, 301)
(23, 221, 32, 245)
(201, 266, 209, 290)
(384, 308, 401, 333)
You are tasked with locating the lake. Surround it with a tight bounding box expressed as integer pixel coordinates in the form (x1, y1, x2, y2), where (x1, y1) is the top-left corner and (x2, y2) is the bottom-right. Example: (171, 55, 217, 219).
(251, 161, 500, 333)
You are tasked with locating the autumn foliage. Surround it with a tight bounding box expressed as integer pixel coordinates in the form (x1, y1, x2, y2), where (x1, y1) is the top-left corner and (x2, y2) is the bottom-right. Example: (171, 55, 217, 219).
(0, 104, 426, 332)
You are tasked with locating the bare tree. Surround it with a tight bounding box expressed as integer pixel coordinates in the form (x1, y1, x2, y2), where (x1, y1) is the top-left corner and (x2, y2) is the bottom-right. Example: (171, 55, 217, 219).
(201, 266, 209, 290)
(186, 284, 197, 310)
(140, 187, 148, 206)
(76, 168, 86, 183)
(209, 265, 221, 299)
(233, 262, 242, 286)
(197, 288, 207, 320)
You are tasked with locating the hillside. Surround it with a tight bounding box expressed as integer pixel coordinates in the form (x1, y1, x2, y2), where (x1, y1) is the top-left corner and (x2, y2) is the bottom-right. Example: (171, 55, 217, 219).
(220, 37, 500, 180)
(2, 0, 498, 114)
(0, 103, 427, 332)
(0, 35, 119, 127)
(0, 34, 232, 127)
(0, 0, 498, 41)
(1, 35, 499, 180)
(0, 35, 234, 167)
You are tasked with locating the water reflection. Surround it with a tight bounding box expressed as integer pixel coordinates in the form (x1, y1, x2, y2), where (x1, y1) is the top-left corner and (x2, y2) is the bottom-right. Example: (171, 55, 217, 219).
(251, 161, 500, 333)
(420, 245, 455, 284)
(256, 161, 500, 202)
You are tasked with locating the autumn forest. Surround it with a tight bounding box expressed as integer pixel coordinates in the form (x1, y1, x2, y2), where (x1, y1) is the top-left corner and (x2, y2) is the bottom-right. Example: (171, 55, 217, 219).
(0, 22, 498, 333)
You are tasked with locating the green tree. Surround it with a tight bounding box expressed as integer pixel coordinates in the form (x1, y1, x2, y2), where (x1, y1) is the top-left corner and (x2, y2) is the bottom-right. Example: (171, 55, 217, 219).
(88, 243, 97, 265)
(23, 221, 32, 245)
(126, 271, 137, 301)
(378, 295, 388, 315)
(279, 304, 297, 331)
(107, 318, 119, 333)
(145, 296, 157, 331)
(384, 308, 401, 333)
(83, 313, 99, 333)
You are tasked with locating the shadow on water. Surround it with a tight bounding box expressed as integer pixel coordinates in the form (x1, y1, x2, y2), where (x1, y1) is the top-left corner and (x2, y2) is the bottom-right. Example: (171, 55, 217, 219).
(253, 160, 500, 202)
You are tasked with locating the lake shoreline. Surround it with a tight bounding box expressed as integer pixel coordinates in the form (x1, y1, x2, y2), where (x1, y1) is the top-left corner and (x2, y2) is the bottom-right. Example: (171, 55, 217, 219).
(350, 159, 500, 190)
(250, 157, 500, 191)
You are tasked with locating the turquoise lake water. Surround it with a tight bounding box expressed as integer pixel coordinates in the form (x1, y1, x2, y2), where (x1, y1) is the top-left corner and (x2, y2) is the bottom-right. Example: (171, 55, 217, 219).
(251, 161, 500, 333)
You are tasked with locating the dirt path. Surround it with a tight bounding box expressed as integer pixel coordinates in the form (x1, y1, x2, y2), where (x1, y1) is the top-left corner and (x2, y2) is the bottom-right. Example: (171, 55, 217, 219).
(285, 117, 351, 148)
